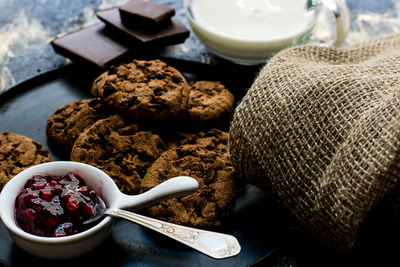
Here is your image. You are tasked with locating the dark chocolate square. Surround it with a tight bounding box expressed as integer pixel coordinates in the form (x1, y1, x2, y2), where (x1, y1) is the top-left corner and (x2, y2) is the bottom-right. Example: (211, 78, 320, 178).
(119, 0, 175, 29)
(51, 23, 131, 68)
(96, 8, 189, 46)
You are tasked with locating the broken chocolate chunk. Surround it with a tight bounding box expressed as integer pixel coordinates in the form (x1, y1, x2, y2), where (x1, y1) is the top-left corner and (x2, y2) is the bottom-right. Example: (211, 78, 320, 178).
(119, 0, 175, 30)
(96, 8, 189, 46)
(51, 23, 131, 68)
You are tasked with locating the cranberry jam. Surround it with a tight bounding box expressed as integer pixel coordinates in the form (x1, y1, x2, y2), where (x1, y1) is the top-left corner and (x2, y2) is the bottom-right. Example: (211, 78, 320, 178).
(15, 172, 104, 237)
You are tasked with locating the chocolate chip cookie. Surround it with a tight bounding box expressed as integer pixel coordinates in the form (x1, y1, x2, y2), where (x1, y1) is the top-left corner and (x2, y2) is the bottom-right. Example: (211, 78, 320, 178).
(46, 98, 109, 150)
(71, 115, 166, 194)
(91, 59, 189, 121)
(141, 142, 235, 229)
(0, 132, 52, 190)
(186, 81, 234, 124)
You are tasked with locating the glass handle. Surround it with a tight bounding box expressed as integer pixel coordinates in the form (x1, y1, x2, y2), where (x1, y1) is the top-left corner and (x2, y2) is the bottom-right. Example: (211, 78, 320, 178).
(321, 0, 350, 47)
(306, 0, 350, 47)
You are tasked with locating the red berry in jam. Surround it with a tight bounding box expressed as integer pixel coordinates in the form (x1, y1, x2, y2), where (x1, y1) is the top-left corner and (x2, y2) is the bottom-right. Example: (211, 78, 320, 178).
(46, 217, 58, 227)
(53, 184, 63, 195)
(80, 202, 94, 216)
(66, 199, 79, 212)
(25, 209, 36, 221)
(33, 183, 45, 190)
(40, 190, 53, 201)
(15, 172, 105, 237)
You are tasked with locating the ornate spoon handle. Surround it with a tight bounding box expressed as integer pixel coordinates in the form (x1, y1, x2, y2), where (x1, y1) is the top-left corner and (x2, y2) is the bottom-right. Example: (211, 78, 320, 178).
(105, 208, 241, 259)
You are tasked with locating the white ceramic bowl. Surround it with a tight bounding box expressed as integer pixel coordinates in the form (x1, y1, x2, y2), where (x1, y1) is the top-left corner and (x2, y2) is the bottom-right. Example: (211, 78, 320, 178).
(0, 161, 198, 259)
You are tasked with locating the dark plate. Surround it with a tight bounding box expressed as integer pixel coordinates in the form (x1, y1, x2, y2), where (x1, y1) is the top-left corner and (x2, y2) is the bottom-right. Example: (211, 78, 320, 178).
(2, 60, 400, 267)
(0, 62, 286, 266)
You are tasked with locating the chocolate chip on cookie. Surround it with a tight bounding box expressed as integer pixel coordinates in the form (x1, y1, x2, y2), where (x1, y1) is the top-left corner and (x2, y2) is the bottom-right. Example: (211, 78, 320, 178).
(0, 132, 52, 190)
(91, 59, 189, 121)
(70, 115, 166, 194)
(46, 98, 109, 150)
(190, 128, 231, 163)
(141, 142, 235, 229)
(186, 81, 234, 125)
(164, 128, 231, 163)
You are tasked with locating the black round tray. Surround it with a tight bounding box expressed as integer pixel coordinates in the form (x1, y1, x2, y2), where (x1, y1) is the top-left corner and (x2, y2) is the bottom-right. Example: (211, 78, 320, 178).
(2, 61, 399, 267)
(0, 62, 281, 266)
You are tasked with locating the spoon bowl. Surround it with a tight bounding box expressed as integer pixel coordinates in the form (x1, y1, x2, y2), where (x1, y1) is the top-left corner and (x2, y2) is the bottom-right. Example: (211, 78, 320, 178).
(0, 161, 199, 259)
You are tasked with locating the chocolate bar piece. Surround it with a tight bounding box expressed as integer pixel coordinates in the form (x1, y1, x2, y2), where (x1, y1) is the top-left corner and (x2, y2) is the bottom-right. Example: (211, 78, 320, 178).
(96, 8, 189, 46)
(51, 23, 131, 68)
(119, 0, 175, 29)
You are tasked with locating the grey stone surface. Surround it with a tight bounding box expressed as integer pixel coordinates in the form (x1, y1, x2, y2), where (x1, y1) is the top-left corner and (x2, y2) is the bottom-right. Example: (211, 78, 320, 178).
(0, 0, 399, 92)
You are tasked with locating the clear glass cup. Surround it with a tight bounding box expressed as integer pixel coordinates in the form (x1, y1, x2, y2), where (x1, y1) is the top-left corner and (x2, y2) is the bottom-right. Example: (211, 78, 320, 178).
(184, 0, 350, 65)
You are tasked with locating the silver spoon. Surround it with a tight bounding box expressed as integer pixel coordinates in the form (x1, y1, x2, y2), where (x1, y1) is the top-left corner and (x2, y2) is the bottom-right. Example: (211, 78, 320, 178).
(86, 192, 241, 259)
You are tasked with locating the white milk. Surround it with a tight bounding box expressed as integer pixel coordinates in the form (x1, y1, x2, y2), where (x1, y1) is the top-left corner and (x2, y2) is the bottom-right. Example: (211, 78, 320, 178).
(186, 0, 316, 64)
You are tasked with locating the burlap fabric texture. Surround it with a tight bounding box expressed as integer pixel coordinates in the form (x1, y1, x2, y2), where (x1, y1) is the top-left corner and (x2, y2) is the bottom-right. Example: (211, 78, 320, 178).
(229, 34, 400, 252)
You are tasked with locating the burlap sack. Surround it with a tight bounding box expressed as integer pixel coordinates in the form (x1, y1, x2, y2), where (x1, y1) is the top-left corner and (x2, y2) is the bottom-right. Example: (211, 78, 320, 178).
(229, 34, 400, 252)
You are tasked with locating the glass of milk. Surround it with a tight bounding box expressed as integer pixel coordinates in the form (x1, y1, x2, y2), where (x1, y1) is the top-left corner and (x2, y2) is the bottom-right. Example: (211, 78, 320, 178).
(184, 0, 350, 65)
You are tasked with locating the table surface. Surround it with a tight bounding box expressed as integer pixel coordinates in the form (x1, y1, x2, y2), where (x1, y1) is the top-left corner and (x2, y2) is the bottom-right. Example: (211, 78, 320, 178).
(1, 0, 400, 93)
(1, 0, 400, 266)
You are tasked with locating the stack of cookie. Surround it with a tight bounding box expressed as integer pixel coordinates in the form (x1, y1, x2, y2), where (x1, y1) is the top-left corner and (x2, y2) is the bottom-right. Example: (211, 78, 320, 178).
(46, 59, 236, 229)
